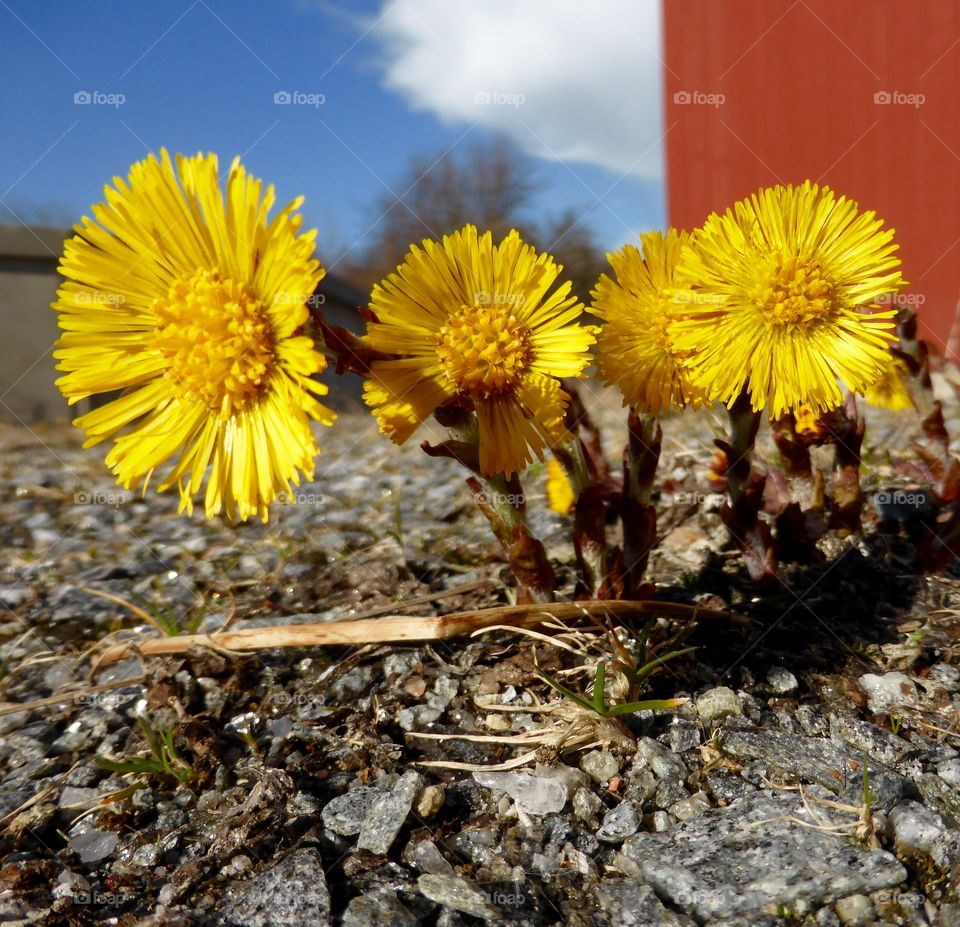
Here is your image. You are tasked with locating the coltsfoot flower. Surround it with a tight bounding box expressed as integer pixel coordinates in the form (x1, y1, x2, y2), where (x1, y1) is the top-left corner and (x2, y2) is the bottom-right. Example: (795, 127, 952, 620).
(53, 149, 334, 522)
(670, 181, 905, 418)
(363, 225, 596, 476)
(590, 228, 703, 414)
(863, 354, 915, 410)
(545, 457, 574, 516)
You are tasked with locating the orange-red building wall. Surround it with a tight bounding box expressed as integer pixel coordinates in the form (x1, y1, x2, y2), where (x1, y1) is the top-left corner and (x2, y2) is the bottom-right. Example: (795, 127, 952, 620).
(663, 0, 960, 360)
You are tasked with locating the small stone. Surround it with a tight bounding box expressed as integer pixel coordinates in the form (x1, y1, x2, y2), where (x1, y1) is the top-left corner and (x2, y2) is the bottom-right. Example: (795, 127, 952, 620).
(889, 800, 948, 861)
(572, 787, 603, 823)
(342, 890, 419, 927)
(646, 810, 672, 832)
(418, 874, 496, 920)
(596, 799, 641, 843)
(321, 786, 376, 837)
(595, 880, 696, 927)
(58, 786, 102, 809)
(696, 687, 742, 725)
(766, 667, 798, 695)
(835, 894, 875, 926)
(938, 757, 960, 788)
(483, 713, 511, 732)
(926, 663, 960, 693)
(403, 839, 455, 876)
(654, 779, 688, 809)
(357, 771, 421, 855)
(659, 717, 700, 753)
(215, 848, 330, 927)
(858, 673, 917, 714)
(415, 784, 445, 820)
(623, 791, 906, 923)
(580, 750, 619, 784)
(669, 790, 710, 822)
(473, 764, 586, 816)
(633, 737, 688, 781)
(705, 769, 756, 805)
(68, 828, 118, 863)
(158, 884, 177, 906)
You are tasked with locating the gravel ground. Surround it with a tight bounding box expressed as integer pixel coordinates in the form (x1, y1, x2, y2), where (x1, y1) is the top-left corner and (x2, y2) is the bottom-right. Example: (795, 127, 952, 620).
(1, 385, 960, 926)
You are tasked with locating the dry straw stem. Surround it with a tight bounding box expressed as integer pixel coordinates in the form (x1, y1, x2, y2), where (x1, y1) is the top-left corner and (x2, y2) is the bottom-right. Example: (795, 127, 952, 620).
(91, 600, 744, 670)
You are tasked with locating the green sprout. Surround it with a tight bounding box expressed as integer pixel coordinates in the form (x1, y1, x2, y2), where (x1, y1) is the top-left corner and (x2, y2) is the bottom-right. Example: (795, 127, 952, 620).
(537, 617, 694, 719)
(98, 717, 195, 786)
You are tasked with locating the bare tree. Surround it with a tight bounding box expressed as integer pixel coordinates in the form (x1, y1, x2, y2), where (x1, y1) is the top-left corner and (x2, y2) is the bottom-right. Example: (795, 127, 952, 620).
(535, 208, 607, 306)
(343, 139, 606, 308)
(345, 139, 540, 289)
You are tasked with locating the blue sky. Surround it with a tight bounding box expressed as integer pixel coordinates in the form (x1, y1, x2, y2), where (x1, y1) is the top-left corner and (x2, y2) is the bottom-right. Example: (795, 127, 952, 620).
(0, 0, 665, 275)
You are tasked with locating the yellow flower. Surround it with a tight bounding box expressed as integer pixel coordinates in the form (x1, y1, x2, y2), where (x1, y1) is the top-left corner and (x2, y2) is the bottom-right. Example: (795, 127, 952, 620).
(863, 355, 915, 411)
(53, 150, 334, 522)
(363, 225, 596, 476)
(545, 457, 574, 516)
(793, 403, 826, 436)
(670, 182, 904, 419)
(590, 228, 702, 414)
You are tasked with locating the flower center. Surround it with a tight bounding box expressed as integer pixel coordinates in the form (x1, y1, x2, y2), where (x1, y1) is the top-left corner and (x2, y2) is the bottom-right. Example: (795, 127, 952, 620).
(151, 269, 276, 417)
(754, 255, 839, 328)
(436, 304, 532, 399)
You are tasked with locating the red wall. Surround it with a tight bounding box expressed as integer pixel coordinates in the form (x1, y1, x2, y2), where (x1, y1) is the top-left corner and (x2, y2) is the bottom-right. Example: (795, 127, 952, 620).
(664, 0, 960, 360)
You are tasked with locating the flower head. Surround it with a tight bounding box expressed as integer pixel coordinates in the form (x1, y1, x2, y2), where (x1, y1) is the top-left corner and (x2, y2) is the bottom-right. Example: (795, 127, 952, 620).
(670, 182, 904, 418)
(545, 457, 575, 516)
(863, 354, 915, 411)
(363, 225, 596, 476)
(53, 149, 334, 522)
(590, 228, 703, 414)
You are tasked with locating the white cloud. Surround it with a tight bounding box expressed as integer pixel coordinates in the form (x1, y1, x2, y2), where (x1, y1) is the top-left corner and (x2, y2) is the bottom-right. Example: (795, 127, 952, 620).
(371, 0, 664, 179)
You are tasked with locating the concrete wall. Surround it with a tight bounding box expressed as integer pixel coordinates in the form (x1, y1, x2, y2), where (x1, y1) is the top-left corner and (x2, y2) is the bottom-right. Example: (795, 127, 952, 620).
(0, 224, 365, 423)
(0, 224, 70, 423)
